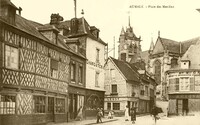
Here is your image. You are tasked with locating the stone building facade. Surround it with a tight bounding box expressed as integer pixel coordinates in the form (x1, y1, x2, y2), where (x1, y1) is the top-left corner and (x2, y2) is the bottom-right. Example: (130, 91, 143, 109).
(166, 42, 200, 115)
(147, 32, 200, 100)
(118, 23, 141, 63)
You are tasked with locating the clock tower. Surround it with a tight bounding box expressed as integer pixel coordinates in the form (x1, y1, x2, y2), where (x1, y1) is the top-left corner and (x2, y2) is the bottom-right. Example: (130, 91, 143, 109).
(118, 20, 141, 62)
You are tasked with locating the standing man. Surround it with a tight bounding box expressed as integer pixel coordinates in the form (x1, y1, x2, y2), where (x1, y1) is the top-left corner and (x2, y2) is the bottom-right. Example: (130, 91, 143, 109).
(151, 105, 159, 124)
(96, 108, 103, 123)
(131, 107, 137, 124)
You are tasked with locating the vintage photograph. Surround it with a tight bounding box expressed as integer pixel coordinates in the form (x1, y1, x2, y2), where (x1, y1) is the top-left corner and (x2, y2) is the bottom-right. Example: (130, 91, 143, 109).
(0, 0, 200, 124)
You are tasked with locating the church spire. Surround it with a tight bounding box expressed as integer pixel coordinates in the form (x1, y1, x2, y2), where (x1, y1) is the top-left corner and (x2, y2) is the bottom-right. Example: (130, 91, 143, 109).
(149, 40, 154, 51)
(120, 27, 125, 36)
(149, 37, 154, 54)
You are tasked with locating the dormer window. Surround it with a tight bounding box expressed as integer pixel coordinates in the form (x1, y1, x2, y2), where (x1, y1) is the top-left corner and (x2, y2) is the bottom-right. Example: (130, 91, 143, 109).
(1, 0, 18, 25)
(181, 60, 190, 69)
(38, 25, 59, 44)
(70, 18, 78, 33)
(90, 26, 100, 39)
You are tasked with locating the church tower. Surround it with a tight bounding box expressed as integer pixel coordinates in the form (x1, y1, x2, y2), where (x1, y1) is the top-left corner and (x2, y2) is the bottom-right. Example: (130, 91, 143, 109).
(118, 15, 141, 62)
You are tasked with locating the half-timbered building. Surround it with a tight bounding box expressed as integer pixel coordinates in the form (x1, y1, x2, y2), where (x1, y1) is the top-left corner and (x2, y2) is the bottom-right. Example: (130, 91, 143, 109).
(0, 0, 86, 124)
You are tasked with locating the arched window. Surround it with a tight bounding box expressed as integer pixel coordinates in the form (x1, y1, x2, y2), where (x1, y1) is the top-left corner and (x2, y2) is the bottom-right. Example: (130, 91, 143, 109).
(154, 60, 161, 85)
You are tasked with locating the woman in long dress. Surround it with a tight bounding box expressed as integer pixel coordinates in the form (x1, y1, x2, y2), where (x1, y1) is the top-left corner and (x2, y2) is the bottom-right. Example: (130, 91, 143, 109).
(125, 105, 129, 121)
(76, 106, 83, 121)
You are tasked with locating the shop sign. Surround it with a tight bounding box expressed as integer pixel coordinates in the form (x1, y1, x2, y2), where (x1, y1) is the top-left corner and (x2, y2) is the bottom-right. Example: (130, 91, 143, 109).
(105, 97, 119, 101)
(87, 60, 103, 69)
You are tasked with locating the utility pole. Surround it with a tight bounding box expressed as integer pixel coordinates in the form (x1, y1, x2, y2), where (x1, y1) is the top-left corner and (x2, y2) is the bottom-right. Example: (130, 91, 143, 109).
(74, 0, 77, 18)
(113, 36, 115, 58)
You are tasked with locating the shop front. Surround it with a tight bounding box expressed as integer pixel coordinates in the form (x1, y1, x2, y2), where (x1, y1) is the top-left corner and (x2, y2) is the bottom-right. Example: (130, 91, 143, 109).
(68, 86, 86, 121)
(85, 89, 105, 117)
(168, 94, 200, 115)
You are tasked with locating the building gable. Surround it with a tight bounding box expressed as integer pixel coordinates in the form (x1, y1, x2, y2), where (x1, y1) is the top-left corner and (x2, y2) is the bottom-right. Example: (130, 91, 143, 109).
(152, 37, 164, 55)
(104, 58, 127, 82)
(181, 44, 200, 69)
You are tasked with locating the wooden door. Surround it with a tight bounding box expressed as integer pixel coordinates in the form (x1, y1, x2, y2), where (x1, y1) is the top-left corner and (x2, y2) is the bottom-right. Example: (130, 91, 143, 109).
(177, 99, 183, 115)
(47, 97, 54, 122)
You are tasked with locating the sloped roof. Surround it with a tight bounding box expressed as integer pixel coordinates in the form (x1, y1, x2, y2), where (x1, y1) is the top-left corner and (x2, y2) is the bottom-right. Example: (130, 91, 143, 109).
(140, 50, 149, 64)
(124, 26, 141, 41)
(57, 17, 107, 46)
(181, 37, 200, 54)
(10, 15, 85, 58)
(110, 57, 140, 83)
(159, 37, 180, 54)
(15, 15, 49, 41)
(152, 36, 200, 56)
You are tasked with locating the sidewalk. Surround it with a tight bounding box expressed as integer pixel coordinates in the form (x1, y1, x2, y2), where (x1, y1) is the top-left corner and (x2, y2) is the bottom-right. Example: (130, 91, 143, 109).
(47, 113, 150, 125)
(47, 117, 119, 125)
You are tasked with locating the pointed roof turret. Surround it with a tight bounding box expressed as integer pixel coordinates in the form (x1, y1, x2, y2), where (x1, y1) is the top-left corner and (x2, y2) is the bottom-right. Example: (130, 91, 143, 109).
(158, 30, 160, 38)
(149, 39, 154, 51)
(120, 27, 125, 36)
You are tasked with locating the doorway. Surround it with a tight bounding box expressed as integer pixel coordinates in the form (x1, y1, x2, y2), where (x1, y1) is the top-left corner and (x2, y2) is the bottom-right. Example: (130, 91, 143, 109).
(47, 97, 55, 122)
(177, 99, 188, 115)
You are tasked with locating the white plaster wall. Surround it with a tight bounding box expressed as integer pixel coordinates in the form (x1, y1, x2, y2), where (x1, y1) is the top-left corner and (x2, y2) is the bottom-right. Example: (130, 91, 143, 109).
(104, 59, 126, 96)
(85, 37, 106, 90)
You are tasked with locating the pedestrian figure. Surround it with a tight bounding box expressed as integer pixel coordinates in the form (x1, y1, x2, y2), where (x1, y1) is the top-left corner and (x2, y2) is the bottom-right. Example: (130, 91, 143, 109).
(151, 105, 159, 124)
(124, 105, 129, 121)
(101, 108, 104, 117)
(96, 108, 103, 123)
(130, 107, 136, 124)
(99, 108, 103, 122)
(75, 106, 83, 121)
(108, 110, 113, 119)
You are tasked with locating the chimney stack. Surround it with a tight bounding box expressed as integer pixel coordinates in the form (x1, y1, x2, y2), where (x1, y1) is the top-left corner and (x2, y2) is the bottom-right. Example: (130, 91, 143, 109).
(18, 7, 22, 16)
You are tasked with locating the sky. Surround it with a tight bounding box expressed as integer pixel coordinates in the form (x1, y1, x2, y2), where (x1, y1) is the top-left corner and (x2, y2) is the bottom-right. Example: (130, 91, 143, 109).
(11, 0, 200, 57)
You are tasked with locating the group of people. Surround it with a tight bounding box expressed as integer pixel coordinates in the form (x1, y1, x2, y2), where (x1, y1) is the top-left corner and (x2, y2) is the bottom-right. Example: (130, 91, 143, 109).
(124, 105, 161, 124)
(125, 105, 137, 124)
(76, 105, 161, 124)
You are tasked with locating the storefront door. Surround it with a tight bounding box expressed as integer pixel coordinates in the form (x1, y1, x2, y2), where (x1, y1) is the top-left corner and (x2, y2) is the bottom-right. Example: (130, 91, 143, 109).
(69, 94, 77, 119)
(177, 99, 182, 115)
(47, 97, 54, 122)
(183, 99, 188, 115)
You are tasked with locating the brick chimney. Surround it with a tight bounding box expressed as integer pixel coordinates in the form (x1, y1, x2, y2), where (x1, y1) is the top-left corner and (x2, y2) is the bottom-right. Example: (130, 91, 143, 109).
(50, 13, 63, 25)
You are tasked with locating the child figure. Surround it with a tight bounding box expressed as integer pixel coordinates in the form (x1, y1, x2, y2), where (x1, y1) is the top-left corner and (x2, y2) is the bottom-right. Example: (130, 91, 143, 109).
(108, 110, 113, 119)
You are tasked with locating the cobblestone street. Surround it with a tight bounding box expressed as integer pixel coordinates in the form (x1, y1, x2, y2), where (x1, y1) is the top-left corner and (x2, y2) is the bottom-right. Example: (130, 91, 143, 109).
(48, 113, 200, 125)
